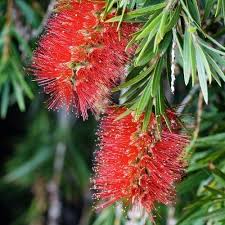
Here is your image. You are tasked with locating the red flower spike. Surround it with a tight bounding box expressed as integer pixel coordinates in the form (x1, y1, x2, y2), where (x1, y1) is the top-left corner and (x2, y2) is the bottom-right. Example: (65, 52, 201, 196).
(93, 107, 189, 214)
(31, 0, 138, 119)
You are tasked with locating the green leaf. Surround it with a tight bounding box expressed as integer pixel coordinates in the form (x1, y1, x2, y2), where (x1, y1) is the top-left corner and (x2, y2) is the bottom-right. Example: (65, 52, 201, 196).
(135, 77, 152, 117)
(204, 0, 215, 18)
(11, 77, 25, 112)
(180, 0, 195, 23)
(163, 113, 172, 131)
(204, 186, 225, 197)
(142, 98, 153, 131)
(207, 50, 225, 68)
(165, 5, 182, 32)
(211, 167, 225, 181)
(136, 32, 172, 67)
(0, 72, 8, 87)
(151, 58, 163, 97)
(135, 13, 162, 40)
(177, 170, 209, 194)
(135, 47, 155, 66)
(136, 27, 158, 64)
(125, 65, 145, 81)
(155, 96, 162, 135)
(211, 71, 222, 86)
(190, 40, 197, 86)
(183, 29, 192, 85)
(116, 0, 128, 30)
(115, 106, 134, 121)
(104, 0, 116, 17)
(113, 65, 153, 91)
(194, 133, 225, 147)
(177, 201, 210, 225)
(207, 53, 225, 82)
(222, 0, 225, 24)
(10, 59, 34, 99)
(120, 79, 148, 100)
(1, 81, 10, 118)
(216, 0, 222, 17)
(178, 203, 219, 225)
(92, 207, 115, 225)
(197, 43, 212, 83)
(199, 39, 225, 56)
(158, 31, 173, 55)
(157, 83, 165, 114)
(106, 2, 166, 22)
(204, 209, 225, 221)
(173, 31, 183, 59)
(154, 11, 169, 48)
(205, 32, 225, 52)
(186, 0, 201, 25)
(195, 44, 208, 104)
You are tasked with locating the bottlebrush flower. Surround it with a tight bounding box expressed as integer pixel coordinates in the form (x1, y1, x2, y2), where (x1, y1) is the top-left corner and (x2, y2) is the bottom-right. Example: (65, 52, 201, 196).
(93, 107, 189, 215)
(31, 0, 138, 119)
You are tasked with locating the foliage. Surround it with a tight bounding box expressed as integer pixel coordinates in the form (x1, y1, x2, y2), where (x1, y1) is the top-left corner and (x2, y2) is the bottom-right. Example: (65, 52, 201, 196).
(107, 0, 225, 131)
(0, 0, 37, 118)
(1, 0, 225, 225)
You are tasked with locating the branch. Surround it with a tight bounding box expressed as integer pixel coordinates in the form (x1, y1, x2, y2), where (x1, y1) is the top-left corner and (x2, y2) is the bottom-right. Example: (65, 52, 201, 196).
(193, 92, 203, 140)
(32, 0, 56, 38)
(177, 84, 199, 114)
(47, 142, 66, 225)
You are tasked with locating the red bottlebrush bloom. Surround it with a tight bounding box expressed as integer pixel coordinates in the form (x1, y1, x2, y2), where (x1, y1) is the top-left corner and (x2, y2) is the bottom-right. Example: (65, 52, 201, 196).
(93, 107, 189, 214)
(31, 0, 137, 119)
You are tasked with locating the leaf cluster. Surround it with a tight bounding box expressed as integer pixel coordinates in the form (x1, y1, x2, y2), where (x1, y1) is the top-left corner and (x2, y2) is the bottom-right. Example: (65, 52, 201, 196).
(107, 0, 225, 132)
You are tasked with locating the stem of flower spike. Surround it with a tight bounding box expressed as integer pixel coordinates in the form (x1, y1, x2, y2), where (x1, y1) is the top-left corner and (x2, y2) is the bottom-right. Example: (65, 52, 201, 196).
(125, 203, 148, 225)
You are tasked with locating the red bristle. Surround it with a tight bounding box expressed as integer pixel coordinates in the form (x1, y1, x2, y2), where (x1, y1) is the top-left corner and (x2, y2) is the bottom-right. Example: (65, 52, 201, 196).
(93, 107, 189, 214)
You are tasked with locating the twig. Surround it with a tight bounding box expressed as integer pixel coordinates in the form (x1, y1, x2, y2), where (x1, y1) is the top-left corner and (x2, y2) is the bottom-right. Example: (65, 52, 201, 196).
(47, 108, 75, 225)
(171, 28, 177, 94)
(185, 90, 204, 154)
(47, 142, 66, 225)
(193, 92, 203, 140)
(177, 84, 199, 114)
(32, 178, 47, 225)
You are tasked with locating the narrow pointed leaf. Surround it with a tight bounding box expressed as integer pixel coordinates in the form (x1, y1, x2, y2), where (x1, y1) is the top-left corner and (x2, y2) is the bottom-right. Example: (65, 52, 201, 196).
(196, 45, 208, 103)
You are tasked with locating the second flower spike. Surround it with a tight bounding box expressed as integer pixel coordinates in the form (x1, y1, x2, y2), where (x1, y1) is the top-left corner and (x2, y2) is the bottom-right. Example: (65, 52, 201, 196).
(93, 107, 189, 217)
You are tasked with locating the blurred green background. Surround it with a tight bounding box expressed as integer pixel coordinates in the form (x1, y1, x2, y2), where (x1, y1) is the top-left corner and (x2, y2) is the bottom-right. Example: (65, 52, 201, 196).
(0, 1, 97, 224)
(1, 0, 225, 225)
